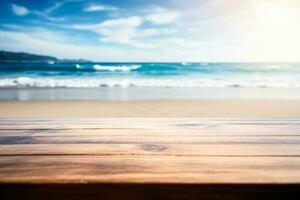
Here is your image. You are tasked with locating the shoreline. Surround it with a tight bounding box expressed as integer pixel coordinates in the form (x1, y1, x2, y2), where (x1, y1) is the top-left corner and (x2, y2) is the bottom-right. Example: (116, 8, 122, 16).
(1, 100, 300, 118)
(1, 87, 300, 101)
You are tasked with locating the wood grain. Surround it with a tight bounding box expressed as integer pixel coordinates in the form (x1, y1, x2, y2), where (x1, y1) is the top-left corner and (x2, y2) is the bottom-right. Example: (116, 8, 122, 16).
(0, 143, 299, 156)
(1, 156, 300, 184)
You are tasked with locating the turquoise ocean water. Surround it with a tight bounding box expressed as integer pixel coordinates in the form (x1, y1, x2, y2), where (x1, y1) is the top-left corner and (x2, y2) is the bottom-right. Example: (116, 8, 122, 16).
(0, 62, 299, 88)
(1, 62, 300, 100)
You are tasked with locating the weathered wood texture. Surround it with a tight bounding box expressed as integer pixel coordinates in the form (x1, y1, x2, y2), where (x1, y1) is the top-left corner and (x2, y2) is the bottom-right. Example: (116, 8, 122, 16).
(0, 118, 300, 199)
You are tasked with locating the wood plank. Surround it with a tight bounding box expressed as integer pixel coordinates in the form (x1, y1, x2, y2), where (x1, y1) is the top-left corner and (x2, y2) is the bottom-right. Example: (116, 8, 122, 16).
(0, 118, 299, 131)
(1, 125, 300, 136)
(0, 135, 299, 145)
(1, 118, 300, 126)
(1, 156, 300, 184)
(0, 143, 299, 156)
(0, 117, 297, 122)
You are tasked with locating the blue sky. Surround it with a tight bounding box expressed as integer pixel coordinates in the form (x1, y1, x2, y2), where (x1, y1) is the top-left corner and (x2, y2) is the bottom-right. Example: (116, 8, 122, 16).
(0, 0, 299, 62)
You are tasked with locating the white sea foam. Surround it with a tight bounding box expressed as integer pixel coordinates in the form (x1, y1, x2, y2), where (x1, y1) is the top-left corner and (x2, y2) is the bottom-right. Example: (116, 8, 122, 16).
(75, 64, 81, 69)
(0, 76, 299, 88)
(92, 64, 141, 71)
(262, 64, 292, 70)
(48, 61, 55, 64)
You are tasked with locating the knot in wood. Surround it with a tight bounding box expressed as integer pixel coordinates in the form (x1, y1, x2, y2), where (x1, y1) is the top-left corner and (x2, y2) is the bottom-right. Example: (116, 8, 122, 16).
(141, 144, 167, 152)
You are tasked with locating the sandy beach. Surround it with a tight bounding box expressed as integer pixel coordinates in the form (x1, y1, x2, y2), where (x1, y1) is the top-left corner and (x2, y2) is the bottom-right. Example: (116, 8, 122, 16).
(1, 100, 300, 118)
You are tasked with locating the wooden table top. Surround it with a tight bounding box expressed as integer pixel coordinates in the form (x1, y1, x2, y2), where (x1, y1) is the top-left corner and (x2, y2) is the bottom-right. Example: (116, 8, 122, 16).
(0, 118, 300, 199)
(0, 118, 300, 184)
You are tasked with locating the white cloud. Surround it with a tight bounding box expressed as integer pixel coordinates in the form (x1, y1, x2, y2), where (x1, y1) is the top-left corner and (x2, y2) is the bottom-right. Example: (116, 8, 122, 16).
(31, 0, 70, 22)
(94, 16, 142, 28)
(0, 29, 208, 62)
(84, 3, 118, 12)
(0, 31, 192, 62)
(146, 8, 181, 25)
(137, 28, 176, 37)
(0, 25, 66, 43)
(3, 28, 295, 62)
(27, 0, 81, 22)
(45, 0, 84, 14)
(131, 37, 211, 50)
(45, 2, 65, 14)
(11, 4, 29, 16)
(74, 17, 143, 44)
(32, 11, 66, 22)
(1, 24, 25, 30)
(73, 15, 178, 45)
(0, 30, 160, 61)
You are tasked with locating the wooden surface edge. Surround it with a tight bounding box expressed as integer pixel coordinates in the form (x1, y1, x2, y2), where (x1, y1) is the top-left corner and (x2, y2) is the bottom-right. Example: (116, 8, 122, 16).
(1, 183, 300, 200)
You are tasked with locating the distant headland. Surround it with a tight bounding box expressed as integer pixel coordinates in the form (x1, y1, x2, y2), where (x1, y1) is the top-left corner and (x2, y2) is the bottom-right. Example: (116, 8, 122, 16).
(0, 50, 90, 63)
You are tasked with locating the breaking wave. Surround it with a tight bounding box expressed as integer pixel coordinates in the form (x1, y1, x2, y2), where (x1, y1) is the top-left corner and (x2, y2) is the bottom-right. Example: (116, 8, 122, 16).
(1, 76, 299, 88)
(75, 64, 141, 72)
